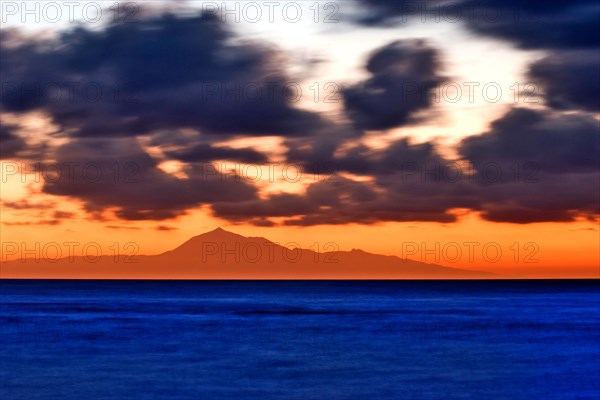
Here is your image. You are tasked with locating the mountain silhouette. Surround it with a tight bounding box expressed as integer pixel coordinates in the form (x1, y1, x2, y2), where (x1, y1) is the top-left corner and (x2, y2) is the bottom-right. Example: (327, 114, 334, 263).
(0, 228, 494, 279)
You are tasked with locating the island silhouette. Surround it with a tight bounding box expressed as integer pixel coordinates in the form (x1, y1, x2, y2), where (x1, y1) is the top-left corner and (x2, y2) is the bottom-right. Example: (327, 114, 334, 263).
(0, 228, 493, 279)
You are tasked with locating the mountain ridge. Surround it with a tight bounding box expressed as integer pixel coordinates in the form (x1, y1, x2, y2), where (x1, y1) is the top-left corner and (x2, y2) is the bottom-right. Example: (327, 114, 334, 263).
(0, 228, 495, 279)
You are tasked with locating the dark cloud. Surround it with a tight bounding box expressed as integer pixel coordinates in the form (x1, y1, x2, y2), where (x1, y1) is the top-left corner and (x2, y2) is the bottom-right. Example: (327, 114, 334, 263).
(287, 135, 446, 177)
(215, 109, 600, 226)
(3, 219, 61, 226)
(460, 108, 600, 174)
(1, 199, 56, 210)
(0, 8, 330, 222)
(105, 225, 142, 230)
(342, 40, 444, 130)
(155, 225, 177, 231)
(355, 0, 600, 50)
(464, 1, 600, 50)
(0, 11, 324, 138)
(42, 138, 259, 221)
(474, 172, 600, 223)
(0, 123, 26, 159)
(53, 210, 75, 219)
(213, 173, 471, 227)
(2, 7, 597, 226)
(215, 140, 478, 226)
(459, 108, 600, 223)
(166, 143, 268, 164)
(148, 130, 269, 163)
(528, 51, 600, 112)
(285, 136, 344, 175)
(213, 192, 318, 222)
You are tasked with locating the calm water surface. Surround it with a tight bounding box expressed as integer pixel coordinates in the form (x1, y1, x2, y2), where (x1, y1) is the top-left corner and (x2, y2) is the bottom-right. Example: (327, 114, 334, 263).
(1, 280, 599, 399)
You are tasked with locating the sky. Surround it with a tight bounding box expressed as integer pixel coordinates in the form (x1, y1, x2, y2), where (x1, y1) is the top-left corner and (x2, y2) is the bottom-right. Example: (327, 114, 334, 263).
(0, 0, 599, 277)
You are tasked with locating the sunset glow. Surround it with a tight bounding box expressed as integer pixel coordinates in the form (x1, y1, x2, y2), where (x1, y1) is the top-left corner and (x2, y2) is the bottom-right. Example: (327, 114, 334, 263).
(1, 1, 598, 278)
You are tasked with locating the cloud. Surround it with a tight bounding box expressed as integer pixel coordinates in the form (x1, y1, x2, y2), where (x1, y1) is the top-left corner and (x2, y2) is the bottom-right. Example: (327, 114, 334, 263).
(42, 138, 259, 221)
(214, 109, 600, 226)
(213, 192, 319, 222)
(464, 1, 600, 50)
(528, 51, 600, 112)
(165, 143, 268, 164)
(286, 39, 445, 176)
(1, 199, 56, 210)
(213, 174, 469, 227)
(2, 6, 597, 226)
(147, 130, 268, 163)
(214, 140, 477, 226)
(0, 7, 333, 222)
(342, 39, 444, 130)
(53, 210, 75, 219)
(355, 1, 600, 50)
(459, 108, 600, 174)
(105, 225, 142, 230)
(287, 135, 449, 177)
(3, 219, 61, 226)
(0, 6, 341, 222)
(155, 225, 177, 231)
(0, 123, 26, 159)
(459, 108, 600, 223)
(0, 11, 324, 138)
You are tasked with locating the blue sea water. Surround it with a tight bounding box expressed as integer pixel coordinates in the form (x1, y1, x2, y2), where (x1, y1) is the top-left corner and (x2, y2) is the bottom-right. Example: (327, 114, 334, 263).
(0, 280, 598, 400)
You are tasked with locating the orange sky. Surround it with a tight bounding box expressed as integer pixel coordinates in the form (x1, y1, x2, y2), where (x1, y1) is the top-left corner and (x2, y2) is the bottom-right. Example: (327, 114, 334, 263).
(1, 190, 598, 278)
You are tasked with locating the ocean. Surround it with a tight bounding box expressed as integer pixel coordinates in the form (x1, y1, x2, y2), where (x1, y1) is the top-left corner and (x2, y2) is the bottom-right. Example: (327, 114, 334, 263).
(1, 280, 598, 399)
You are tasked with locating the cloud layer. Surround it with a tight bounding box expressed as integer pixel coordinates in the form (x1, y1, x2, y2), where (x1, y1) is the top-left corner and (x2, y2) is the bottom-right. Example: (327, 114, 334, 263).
(1, 6, 598, 226)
